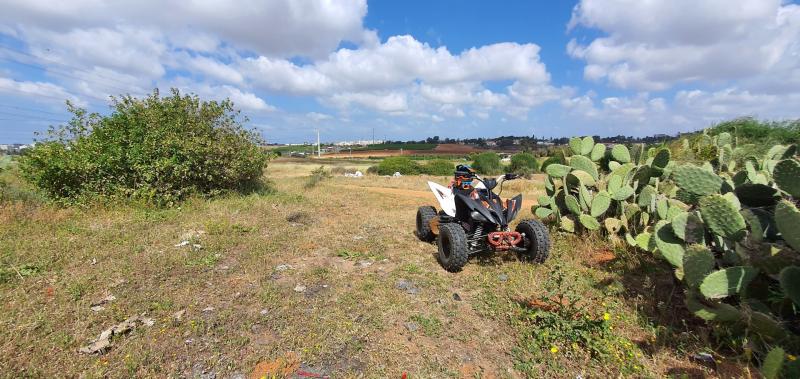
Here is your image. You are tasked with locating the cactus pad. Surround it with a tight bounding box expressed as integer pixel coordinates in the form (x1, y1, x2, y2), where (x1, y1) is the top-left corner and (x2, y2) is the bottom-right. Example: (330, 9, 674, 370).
(611, 144, 631, 163)
(685, 293, 742, 322)
(673, 164, 723, 196)
(671, 212, 705, 244)
(534, 206, 553, 219)
(565, 194, 581, 215)
(773, 158, 800, 198)
(560, 215, 575, 232)
(716, 132, 732, 147)
(581, 136, 594, 156)
(775, 200, 800, 251)
(734, 183, 778, 207)
(612, 185, 634, 201)
(780, 266, 800, 307)
(654, 221, 685, 268)
(590, 143, 606, 161)
(635, 232, 655, 252)
(590, 191, 611, 217)
(537, 195, 551, 206)
(761, 347, 785, 379)
(545, 163, 571, 178)
(683, 245, 715, 288)
(651, 148, 670, 175)
(625, 233, 637, 247)
(699, 266, 758, 299)
(579, 214, 600, 230)
(569, 137, 583, 156)
(570, 155, 599, 181)
(699, 194, 746, 241)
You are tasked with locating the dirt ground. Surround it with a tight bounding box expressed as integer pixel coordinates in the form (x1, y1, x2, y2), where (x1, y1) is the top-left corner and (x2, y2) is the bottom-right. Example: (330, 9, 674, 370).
(0, 160, 750, 378)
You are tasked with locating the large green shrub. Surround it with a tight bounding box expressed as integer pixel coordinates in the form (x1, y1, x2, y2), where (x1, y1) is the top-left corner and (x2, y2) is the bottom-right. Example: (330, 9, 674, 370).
(472, 152, 502, 175)
(376, 156, 420, 175)
(540, 151, 567, 172)
(420, 159, 454, 176)
(509, 153, 539, 175)
(19, 89, 268, 205)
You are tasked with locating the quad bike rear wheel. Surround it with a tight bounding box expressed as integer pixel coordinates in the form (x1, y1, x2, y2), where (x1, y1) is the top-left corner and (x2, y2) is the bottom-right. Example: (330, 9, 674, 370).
(437, 223, 469, 272)
(516, 219, 550, 263)
(416, 205, 438, 242)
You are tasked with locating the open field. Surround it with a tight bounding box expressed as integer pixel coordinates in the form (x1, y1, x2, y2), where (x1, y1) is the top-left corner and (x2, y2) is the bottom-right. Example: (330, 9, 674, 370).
(0, 160, 754, 378)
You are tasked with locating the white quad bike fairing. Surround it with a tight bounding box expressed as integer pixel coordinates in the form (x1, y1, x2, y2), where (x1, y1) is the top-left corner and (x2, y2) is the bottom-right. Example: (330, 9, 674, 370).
(427, 181, 456, 216)
(427, 174, 507, 217)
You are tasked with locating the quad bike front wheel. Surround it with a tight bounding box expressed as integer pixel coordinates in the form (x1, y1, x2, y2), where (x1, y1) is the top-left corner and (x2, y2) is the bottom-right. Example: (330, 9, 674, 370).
(437, 223, 469, 272)
(515, 219, 551, 263)
(416, 205, 438, 242)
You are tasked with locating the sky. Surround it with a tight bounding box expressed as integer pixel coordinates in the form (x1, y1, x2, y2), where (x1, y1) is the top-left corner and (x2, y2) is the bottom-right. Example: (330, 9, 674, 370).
(0, 0, 799, 144)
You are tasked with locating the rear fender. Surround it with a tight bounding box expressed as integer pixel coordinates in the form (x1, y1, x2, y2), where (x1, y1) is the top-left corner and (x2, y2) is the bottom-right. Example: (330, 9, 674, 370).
(427, 181, 456, 216)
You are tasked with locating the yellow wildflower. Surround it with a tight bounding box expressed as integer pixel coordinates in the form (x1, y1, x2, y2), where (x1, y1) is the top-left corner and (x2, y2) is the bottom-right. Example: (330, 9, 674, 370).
(788, 354, 797, 361)
(550, 346, 559, 354)
(603, 312, 611, 321)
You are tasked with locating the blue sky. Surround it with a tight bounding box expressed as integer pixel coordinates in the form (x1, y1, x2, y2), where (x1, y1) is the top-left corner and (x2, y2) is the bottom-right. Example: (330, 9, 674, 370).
(1, 0, 799, 144)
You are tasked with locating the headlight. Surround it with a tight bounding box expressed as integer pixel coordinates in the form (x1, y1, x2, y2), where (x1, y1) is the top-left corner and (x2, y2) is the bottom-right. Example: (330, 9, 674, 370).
(470, 211, 488, 222)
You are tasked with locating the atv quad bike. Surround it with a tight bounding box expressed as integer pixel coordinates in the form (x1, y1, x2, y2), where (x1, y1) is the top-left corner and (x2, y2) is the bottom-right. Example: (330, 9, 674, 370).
(416, 165, 550, 272)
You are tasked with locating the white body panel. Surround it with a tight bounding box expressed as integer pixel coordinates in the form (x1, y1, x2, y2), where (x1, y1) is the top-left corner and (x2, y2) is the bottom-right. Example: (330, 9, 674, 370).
(427, 181, 456, 216)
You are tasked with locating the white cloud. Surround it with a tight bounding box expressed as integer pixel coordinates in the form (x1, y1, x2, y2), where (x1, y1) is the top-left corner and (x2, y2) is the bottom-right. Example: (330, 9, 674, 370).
(0, 0, 368, 59)
(0, 76, 85, 107)
(568, 0, 800, 92)
(306, 112, 333, 122)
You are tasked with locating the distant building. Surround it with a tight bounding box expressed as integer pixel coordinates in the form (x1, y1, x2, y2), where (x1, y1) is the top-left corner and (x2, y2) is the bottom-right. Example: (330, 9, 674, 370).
(334, 140, 384, 146)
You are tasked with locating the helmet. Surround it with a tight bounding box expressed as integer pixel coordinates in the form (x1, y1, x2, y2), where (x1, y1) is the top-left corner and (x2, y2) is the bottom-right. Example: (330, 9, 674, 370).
(453, 165, 476, 190)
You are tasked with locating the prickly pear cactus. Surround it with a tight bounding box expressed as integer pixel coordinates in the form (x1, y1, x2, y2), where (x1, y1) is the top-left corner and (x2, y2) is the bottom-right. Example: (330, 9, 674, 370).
(579, 214, 600, 230)
(699, 266, 758, 299)
(654, 221, 685, 268)
(590, 191, 611, 217)
(699, 194, 746, 241)
(545, 163, 571, 178)
(673, 164, 723, 196)
(611, 144, 631, 163)
(780, 266, 800, 307)
(775, 200, 800, 251)
(774, 158, 800, 198)
(570, 155, 598, 181)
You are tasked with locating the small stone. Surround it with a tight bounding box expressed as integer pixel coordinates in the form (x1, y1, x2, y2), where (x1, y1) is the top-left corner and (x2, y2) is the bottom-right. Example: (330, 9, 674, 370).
(141, 317, 155, 327)
(202, 307, 215, 313)
(404, 322, 419, 332)
(175, 240, 190, 248)
(357, 260, 373, 268)
(453, 293, 462, 301)
(498, 273, 509, 282)
(294, 285, 307, 293)
(275, 264, 292, 271)
(172, 310, 186, 320)
(185, 338, 194, 345)
(259, 309, 269, 315)
(395, 279, 419, 295)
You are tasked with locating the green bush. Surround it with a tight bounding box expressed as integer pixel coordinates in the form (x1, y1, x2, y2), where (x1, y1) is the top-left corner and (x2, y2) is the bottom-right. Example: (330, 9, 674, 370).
(421, 159, 454, 176)
(19, 89, 269, 205)
(509, 153, 539, 175)
(305, 166, 332, 188)
(540, 151, 567, 172)
(472, 152, 502, 175)
(376, 157, 420, 175)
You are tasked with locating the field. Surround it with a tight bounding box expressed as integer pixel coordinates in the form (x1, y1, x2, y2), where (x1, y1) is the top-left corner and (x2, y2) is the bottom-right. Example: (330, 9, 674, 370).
(0, 158, 752, 378)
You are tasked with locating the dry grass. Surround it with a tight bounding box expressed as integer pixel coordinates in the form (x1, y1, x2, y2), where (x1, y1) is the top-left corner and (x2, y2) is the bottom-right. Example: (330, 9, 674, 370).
(0, 160, 749, 377)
